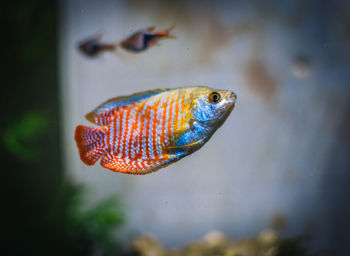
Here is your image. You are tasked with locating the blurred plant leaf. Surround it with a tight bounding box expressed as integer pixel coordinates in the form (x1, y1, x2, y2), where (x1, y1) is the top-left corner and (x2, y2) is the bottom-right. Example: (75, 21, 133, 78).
(3, 110, 49, 162)
(48, 182, 124, 256)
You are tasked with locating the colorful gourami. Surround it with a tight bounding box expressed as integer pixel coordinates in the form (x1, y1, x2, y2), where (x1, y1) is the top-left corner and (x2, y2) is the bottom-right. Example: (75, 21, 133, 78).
(75, 88, 193, 175)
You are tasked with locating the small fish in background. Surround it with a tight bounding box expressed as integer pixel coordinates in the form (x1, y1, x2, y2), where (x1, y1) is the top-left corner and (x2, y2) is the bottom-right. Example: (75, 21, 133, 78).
(75, 86, 236, 175)
(78, 34, 117, 57)
(120, 25, 176, 53)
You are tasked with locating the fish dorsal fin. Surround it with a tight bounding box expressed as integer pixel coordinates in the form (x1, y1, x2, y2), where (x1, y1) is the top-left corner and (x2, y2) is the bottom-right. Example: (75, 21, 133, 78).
(85, 88, 170, 126)
(147, 26, 156, 31)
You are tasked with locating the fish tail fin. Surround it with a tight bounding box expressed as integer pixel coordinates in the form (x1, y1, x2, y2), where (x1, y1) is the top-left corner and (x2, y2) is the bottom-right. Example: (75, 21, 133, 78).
(104, 44, 117, 52)
(164, 25, 176, 39)
(75, 125, 108, 165)
(167, 24, 176, 32)
(113, 41, 123, 51)
(153, 25, 176, 38)
(111, 44, 117, 51)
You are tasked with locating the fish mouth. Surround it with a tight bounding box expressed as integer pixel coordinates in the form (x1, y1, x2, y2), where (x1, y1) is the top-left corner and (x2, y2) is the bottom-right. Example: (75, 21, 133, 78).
(218, 91, 237, 120)
(225, 91, 237, 110)
(232, 91, 237, 101)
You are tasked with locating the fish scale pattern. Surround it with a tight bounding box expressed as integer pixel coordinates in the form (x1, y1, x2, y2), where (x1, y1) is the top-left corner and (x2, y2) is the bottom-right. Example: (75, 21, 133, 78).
(75, 88, 192, 174)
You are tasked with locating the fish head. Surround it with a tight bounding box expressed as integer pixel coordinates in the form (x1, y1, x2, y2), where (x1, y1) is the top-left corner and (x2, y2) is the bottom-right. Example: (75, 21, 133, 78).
(191, 87, 237, 127)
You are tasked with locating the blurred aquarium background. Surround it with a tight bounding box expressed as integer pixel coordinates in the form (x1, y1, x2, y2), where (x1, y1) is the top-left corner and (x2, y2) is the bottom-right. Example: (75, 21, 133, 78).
(2, 0, 350, 255)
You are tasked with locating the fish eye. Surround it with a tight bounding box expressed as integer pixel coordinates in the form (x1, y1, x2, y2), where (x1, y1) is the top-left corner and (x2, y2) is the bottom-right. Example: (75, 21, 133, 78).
(208, 91, 221, 104)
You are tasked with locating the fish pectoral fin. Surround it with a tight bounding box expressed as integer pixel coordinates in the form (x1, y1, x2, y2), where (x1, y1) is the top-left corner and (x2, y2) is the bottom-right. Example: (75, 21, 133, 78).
(85, 88, 172, 126)
(100, 154, 182, 175)
(162, 138, 206, 155)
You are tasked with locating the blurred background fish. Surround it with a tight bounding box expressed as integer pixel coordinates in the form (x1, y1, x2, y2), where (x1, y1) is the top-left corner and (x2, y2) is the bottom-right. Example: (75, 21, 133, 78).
(78, 25, 176, 57)
(120, 25, 176, 53)
(78, 34, 117, 57)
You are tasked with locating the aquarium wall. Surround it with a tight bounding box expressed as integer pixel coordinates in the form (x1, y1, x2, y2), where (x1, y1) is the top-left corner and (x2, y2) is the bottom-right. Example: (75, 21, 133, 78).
(60, 0, 350, 255)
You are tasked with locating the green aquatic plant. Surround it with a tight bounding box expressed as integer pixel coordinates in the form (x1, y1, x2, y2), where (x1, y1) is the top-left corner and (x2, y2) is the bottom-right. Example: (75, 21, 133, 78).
(3, 110, 49, 162)
(42, 181, 125, 256)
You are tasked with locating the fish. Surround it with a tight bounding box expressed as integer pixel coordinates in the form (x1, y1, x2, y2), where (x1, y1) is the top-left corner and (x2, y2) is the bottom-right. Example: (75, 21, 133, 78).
(120, 25, 176, 53)
(75, 86, 237, 175)
(78, 34, 117, 57)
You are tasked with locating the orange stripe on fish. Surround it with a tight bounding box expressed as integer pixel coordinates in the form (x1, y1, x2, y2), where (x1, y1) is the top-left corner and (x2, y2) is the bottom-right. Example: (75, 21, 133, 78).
(121, 108, 131, 159)
(167, 92, 176, 144)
